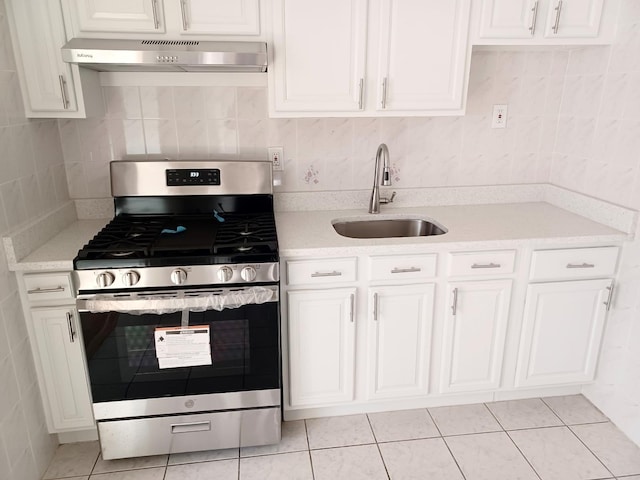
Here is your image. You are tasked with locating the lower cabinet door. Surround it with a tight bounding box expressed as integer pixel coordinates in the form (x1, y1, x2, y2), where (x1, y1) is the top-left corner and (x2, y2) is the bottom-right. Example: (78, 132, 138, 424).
(31, 307, 94, 431)
(440, 280, 512, 393)
(515, 279, 612, 387)
(368, 284, 435, 399)
(287, 288, 356, 407)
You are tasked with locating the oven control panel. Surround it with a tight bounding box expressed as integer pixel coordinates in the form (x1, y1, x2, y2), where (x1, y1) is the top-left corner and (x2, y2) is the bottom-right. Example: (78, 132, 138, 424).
(166, 168, 221, 186)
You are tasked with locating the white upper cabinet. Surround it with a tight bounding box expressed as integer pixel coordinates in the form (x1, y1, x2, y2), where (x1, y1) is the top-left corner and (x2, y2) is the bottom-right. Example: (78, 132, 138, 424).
(475, 0, 616, 45)
(269, 0, 472, 117)
(61, 0, 262, 38)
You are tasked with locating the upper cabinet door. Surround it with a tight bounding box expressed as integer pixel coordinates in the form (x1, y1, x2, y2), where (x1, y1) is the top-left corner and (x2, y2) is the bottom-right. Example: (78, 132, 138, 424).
(479, 0, 539, 39)
(269, 0, 368, 113)
(178, 0, 260, 35)
(543, 0, 604, 38)
(375, 0, 471, 112)
(63, 0, 165, 33)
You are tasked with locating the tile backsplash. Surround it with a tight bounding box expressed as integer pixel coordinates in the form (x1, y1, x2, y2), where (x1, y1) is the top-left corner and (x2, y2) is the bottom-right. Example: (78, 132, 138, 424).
(58, 49, 568, 197)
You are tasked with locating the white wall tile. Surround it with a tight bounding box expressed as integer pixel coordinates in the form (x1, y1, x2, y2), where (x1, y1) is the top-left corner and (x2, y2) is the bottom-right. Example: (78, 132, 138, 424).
(140, 86, 175, 119)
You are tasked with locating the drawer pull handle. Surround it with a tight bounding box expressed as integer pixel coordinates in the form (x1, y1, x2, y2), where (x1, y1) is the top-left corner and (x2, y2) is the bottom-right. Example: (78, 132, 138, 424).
(171, 421, 211, 434)
(391, 267, 421, 274)
(566, 263, 595, 269)
(471, 263, 501, 269)
(27, 286, 65, 294)
(66, 312, 76, 343)
(311, 271, 342, 278)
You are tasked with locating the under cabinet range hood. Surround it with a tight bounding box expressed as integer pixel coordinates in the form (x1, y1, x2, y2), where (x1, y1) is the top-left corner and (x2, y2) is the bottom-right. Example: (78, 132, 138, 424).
(61, 38, 267, 72)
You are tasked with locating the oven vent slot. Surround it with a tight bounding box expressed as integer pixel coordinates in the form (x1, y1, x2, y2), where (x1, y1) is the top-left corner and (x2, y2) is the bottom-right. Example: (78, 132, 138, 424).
(141, 40, 200, 46)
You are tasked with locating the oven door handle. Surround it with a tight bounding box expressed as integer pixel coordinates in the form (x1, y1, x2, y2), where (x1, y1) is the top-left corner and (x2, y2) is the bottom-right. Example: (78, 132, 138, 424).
(77, 285, 279, 314)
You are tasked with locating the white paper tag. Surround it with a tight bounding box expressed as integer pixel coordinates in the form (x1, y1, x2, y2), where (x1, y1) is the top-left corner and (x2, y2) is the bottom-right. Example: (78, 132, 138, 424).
(154, 325, 212, 369)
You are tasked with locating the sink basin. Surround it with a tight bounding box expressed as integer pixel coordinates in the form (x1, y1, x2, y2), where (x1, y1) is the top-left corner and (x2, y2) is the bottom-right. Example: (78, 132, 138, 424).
(332, 218, 447, 239)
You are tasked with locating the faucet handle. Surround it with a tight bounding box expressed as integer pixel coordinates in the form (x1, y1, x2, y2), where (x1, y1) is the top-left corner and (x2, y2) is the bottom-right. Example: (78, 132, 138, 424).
(380, 191, 396, 205)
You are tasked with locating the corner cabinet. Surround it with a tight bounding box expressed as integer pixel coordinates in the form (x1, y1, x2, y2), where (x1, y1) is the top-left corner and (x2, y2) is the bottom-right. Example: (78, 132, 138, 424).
(5, 0, 103, 118)
(268, 0, 472, 117)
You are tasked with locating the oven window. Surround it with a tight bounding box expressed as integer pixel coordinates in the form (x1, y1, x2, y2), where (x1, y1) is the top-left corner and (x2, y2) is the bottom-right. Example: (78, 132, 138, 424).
(80, 303, 280, 403)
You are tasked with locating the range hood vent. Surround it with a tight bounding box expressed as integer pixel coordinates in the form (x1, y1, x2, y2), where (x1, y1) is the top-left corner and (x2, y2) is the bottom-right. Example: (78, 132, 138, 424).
(61, 38, 267, 72)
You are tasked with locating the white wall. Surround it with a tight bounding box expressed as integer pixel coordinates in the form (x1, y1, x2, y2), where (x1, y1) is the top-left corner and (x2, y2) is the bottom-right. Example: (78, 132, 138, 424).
(0, 0, 68, 478)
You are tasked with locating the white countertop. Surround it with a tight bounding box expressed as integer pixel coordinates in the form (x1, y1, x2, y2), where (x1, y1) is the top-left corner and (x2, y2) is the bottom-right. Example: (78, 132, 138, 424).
(276, 202, 629, 258)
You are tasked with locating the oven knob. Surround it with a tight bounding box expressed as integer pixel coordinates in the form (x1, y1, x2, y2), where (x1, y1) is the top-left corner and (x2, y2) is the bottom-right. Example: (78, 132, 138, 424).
(171, 268, 188, 285)
(96, 272, 115, 288)
(240, 266, 257, 282)
(122, 271, 140, 286)
(217, 266, 233, 283)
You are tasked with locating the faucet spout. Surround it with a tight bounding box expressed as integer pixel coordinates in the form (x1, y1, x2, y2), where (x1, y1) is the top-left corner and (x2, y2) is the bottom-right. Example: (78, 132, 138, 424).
(368, 143, 394, 214)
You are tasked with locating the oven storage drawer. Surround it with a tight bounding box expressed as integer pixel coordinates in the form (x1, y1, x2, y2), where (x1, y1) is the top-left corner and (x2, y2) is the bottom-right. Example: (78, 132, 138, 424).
(529, 246, 619, 281)
(97, 406, 281, 460)
(23, 272, 74, 302)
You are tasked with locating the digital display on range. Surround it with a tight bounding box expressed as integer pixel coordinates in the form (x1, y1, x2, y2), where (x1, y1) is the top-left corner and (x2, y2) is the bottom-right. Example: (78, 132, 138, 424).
(166, 169, 221, 186)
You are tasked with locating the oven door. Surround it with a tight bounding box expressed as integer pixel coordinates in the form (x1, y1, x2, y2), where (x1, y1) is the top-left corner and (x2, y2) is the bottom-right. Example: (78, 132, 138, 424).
(77, 285, 280, 411)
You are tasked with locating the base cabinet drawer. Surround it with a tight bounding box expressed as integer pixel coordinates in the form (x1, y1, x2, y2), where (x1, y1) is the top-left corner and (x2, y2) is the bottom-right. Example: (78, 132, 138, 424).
(529, 246, 619, 281)
(286, 258, 357, 286)
(449, 250, 516, 277)
(23, 272, 74, 301)
(369, 254, 437, 281)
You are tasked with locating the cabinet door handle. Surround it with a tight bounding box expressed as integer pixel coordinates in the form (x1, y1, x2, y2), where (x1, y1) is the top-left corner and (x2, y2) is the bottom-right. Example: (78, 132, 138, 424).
(58, 75, 69, 109)
(381, 77, 388, 109)
(391, 267, 421, 274)
(604, 282, 614, 311)
(451, 287, 458, 316)
(27, 286, 65, 295)
(358, 78, 364, 110)
(373, 292, 378, 321)
(66, 312, 76, 343)
(310, 271, 342, 278)
(552, 0, 563, 34)
(152, 0, 160, 29)
(471, 263, 501, 269)
(529, 0, 539, 35)
(350, 293, 355, 322)
(180, 0, 188, 31)
(566, 263, 595, 269)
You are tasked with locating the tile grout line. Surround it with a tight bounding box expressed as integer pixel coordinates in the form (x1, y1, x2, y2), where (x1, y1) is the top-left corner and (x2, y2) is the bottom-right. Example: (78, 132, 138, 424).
(567, 423, 616, 479)
(426, 407, 468, 480)
(304, 419, 316, 480)
(365, 413, 391, 480)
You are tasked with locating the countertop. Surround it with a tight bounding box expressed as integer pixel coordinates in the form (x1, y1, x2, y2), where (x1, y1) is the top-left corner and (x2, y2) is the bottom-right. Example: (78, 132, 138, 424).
(276, 202, 629, 258)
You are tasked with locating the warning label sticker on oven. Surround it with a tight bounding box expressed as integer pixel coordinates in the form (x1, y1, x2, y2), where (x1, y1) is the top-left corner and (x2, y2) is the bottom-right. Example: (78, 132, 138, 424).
(154, 325, 212, 369)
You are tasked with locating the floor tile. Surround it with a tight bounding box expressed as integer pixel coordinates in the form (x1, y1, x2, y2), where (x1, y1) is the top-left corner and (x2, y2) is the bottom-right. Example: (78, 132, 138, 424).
(509, 426, 611, 480)
(92, 454, 168, 474)
(168, 448, 238, 465)
(305, 414, 375, 449)
(311, 444, 388, 480)
(428, 403, 502, 436)
(486, 398, 563, 430)
(542, 395, 609, 425)
(445, 431, 539, 480)
(572, 422, 640, 477)
(368, 408, 439, 442)
(241, 420, 307, 457)
(165, 459, 238, 479)
(379, 438, 464, 480)
(42, 441, 100, 479)
(89, 467, 166, 480)
(239, 451, 312, 480)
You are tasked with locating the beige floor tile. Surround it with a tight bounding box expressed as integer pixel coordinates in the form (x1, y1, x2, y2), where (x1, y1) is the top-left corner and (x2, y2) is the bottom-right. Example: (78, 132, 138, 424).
(379, 438, 464, 480)
(445, 431, 539, 480)
(486, 398, 563, 430)
(509, 426, 611, 480)
(305, 414, 375, 450)
(239, 451, 312, 480)
(572, 422, 640, 477)
(168, 448, 238, 465)
(42, 441, 100, 479)
(92, 454, 167, 474)
(542, 395, 608, 425)
(428, 403, 502, 436)
(369, 409, 439, 442)
(90, 467, 166, 480)
(241, 420, 307, 457)
(311, 444, 387, 480)
(165, 459, 238, 479)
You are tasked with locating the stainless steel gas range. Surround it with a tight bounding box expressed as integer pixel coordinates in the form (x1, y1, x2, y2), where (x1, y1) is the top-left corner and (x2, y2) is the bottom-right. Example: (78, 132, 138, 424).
(74, 160, 281, 460)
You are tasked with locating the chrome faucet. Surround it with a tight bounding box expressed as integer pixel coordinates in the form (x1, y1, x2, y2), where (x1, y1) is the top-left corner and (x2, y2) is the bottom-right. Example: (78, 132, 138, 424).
(368, 143, 396, 213)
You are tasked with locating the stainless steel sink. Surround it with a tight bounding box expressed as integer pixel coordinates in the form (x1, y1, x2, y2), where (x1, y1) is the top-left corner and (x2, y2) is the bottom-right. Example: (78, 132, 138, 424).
(332, 218, 447, 239)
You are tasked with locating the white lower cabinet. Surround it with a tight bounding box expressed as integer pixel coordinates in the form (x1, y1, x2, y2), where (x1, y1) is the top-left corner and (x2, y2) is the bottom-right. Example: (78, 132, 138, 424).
(440, 280, 512, 393)
(287, 288, 356, 407)
(367, 284, 435, 399)
(515, 278, 612, 387)
(31, 307, 94, 431)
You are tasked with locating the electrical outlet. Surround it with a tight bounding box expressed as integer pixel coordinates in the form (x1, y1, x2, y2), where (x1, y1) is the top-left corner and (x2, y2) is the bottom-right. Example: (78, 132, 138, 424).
(268, 147, 284, 171)
(492, 104, 508, 129)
